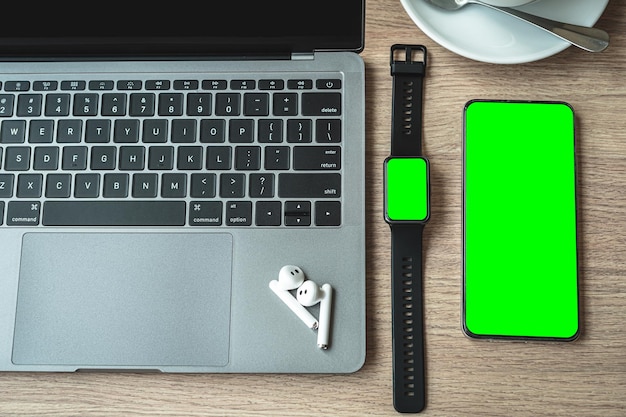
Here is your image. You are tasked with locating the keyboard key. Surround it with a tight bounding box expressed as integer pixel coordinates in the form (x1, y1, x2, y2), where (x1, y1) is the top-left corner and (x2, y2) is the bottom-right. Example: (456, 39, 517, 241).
(187, 93, 212, 116)
(42, 201, 185, 226)
(0, 174, 14, 197)
(142, 119, 168, 142)
(249, 173, 274, 198)
(174, 80, 198, 90)
(177, 146, 203, 170)
(226, 201, 252, 226)
(61, 81, 86, 91)
(4, 147, 30, 170)
(103, 173, 129, 197)
(189, 201, 222, 226)
(73, 93, 98, 115)
(117, 80, 142, 90)
(113, 119, 140, 143)
(74, 174, 100, 198)
(278, 173, 341, 198)
(148, 146, 174, 170)
(57, 120, 82, 142)
(229, 119, 254, 143)
(88, 80, 114, 91)
(7, 201, 40, 226)
(1, 120, 26, 143)
(0, 94, 15, 117)
(231, 80, 255, 90)
(17, 174, 43, 198)
(202, 80, 227, 90)
(5, 81, 30, 92)
(315, 201, 341, 226)
(130, 93, 156, 116)
(235, 146, 261, 170)
(119, 146, 145, 170)
(206, 146, 232, 170)
(91, 146, 117, 170)
(293, 146, 341, 170)
(33, 81, 58, 91)
(315, 119, 341, 143)
(258, 80, 284, 90)
(264, 146, 290, 170)
(273, 93, 297, 116)
(190, 173, 216, 198)
(258, 119, 283, 143)
(102, 93, 127, 116)
(45, 94, 71, 116)
(286, 119, 312, 143)
(62, 146, 88, 170)
(158, 93, 183, 116)
(287, 79, 312, 90)
(132, 173, 158, 198)
(33, 146, 59, 170)
(316, 79, 342, 90)
(302, 92, 341, 116)
(85, 119, 111, 143)
(200, 119, 226, 143)
(29, 120, 54, 143)
(171, 119, 196, 143)
(46, 174, 71, 198)
(255, 201, 281, 226)
(284, 201, 311, 226)
(215, 93, 240, 116)
(17, 94, 42, 117)
(244, 93, 269, 116)
(145, 80, 170, 90)
(161, 173, 187, 198)
(220, 173, 245, 198)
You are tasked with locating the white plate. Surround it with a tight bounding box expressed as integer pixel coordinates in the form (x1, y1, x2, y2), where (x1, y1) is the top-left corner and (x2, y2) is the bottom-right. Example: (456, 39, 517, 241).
(400, 0, 609, 64)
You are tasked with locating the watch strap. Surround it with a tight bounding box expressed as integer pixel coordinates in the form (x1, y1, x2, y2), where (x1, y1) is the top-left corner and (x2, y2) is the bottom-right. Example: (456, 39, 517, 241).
(390, 44, 427, 157)
(391, 224, 426, 413)
(388, 44, 428, 413)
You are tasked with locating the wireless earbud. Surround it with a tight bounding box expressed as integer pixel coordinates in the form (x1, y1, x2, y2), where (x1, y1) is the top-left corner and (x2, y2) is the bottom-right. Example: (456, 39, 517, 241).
(296, 280, 333, 349)
(269, 265, 319, 329)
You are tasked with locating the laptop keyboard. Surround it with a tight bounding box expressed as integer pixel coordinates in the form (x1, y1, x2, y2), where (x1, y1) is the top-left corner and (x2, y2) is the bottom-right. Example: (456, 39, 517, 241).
(0, 75, 344, 227)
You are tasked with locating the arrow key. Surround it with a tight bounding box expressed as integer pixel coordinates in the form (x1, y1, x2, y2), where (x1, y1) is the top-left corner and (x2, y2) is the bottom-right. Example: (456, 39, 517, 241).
(315, 201, 341, 226)
(255, 201, 281, 226)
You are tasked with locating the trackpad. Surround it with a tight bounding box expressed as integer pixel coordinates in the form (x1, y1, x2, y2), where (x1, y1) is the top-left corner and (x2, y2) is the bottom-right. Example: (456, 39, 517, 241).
(13, 233, 232, 368)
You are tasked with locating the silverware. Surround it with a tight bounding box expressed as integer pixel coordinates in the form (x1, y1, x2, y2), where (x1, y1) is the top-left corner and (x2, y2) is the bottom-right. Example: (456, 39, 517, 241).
(425, 0, 609, 52)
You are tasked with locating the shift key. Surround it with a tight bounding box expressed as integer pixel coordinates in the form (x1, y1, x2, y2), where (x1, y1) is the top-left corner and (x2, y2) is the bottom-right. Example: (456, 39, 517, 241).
(278, 173, 341, 198)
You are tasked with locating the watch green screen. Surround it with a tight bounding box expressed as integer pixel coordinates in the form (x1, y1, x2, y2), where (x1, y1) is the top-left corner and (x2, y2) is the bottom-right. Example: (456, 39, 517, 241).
(385, 157, 429, 222)
(463, 100, 579, 340)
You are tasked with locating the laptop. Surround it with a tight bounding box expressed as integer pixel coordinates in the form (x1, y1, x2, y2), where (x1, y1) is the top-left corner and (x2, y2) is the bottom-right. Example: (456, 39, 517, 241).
(0, 1, 366, 373)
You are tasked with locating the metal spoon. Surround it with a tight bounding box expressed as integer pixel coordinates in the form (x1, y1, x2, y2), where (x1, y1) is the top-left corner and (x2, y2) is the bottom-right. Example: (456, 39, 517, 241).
(426, 0, 609, 52)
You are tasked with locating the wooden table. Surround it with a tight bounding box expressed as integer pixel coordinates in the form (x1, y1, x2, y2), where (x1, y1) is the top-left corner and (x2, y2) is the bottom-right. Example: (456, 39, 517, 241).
(1, 1, 625, 415)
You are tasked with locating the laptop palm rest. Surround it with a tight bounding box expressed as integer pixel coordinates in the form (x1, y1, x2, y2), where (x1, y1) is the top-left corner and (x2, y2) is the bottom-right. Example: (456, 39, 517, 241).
(12, 232, 232, 369)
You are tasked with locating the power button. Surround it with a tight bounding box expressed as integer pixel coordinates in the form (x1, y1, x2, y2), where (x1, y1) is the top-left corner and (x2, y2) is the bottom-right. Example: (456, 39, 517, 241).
(316, 79, 342, 90)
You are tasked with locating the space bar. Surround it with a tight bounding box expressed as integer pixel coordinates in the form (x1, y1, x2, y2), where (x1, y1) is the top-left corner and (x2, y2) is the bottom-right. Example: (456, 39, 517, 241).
(43, 201, 186, 226)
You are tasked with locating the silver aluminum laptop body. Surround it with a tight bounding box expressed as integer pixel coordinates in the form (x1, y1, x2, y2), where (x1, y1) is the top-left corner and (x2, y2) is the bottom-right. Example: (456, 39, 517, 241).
(0, 2, 366, 372)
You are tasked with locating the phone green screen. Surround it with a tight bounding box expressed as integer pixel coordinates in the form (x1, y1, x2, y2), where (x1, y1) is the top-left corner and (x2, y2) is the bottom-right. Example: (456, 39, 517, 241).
(463, 100, 579, 340)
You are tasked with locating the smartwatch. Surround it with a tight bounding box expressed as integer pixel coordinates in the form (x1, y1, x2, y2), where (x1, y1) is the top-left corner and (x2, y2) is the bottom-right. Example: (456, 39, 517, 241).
(383, 44, 429, 413)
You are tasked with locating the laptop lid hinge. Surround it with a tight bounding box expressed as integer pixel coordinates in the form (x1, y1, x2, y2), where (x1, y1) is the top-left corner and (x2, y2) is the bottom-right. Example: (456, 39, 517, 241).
(291, 52, 315, 61)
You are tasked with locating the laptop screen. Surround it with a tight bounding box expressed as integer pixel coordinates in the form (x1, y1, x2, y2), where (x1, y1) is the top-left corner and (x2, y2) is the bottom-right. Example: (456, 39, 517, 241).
(0, 1, 365, 57)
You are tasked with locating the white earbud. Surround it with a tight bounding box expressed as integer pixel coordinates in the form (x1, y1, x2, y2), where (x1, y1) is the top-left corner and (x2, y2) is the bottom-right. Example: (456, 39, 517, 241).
(296, 280, 333, 349)
(269, 265, 319, 330)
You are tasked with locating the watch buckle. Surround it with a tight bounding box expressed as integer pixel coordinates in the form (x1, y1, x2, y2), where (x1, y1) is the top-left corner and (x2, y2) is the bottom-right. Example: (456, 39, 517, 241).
(390, 44, 427, 76)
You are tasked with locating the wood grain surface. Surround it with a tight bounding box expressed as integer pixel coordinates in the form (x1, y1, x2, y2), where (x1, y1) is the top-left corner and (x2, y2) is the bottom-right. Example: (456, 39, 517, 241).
(1, 0, 625, 415)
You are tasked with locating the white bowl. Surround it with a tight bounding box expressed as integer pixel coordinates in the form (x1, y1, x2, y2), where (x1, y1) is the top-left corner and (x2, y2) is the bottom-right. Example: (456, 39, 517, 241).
(400, 0, 609, 64)
(482, 0, 535, 6)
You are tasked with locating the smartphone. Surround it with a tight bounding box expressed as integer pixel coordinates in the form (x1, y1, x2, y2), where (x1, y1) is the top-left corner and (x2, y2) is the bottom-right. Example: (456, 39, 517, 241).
(462, 100, 580, 341)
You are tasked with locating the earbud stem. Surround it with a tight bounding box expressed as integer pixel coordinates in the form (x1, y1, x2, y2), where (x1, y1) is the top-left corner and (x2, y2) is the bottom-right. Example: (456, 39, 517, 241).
(269, 280, 319, 329)
(317, 284, 333, 349)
